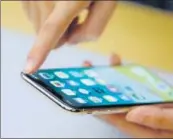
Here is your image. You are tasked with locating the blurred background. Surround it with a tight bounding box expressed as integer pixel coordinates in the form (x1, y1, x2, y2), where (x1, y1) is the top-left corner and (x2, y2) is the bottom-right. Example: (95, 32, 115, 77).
(1, 1, 173, 72)
(1, 1, 173, 138)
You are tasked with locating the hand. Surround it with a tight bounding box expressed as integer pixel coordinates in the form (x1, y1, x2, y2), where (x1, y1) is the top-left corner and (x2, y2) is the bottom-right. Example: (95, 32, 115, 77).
(83, 53, 173, 138)
(126, 104, 173, 131)
(22, 1, 116, 73)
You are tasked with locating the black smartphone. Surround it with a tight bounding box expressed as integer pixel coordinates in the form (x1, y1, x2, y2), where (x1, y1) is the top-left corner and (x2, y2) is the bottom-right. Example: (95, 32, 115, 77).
(21, 64, 173, 114)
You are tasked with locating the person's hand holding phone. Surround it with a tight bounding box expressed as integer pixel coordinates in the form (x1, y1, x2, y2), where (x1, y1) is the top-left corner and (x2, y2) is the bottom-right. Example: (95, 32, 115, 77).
(22, 1, 116, 74)
(83, 54, 173, 138)
(22, 1, 173, 137)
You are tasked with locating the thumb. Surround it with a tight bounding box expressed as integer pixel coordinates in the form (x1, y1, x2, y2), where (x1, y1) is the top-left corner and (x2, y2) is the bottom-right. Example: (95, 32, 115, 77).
(126, 106, 173, 131)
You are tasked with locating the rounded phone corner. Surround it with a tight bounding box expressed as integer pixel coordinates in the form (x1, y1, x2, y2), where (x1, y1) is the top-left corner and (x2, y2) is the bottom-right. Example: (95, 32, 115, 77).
(20, 72, 25, 78)
(20, 71, 26, 76)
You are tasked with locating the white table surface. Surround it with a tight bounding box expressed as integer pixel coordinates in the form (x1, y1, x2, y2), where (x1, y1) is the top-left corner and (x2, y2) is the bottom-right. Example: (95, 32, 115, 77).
(1, 29, 172, 138)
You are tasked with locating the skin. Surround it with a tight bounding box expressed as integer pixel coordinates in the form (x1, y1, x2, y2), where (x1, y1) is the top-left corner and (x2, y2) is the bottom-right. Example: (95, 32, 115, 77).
(22, 1, 173, 137)
(83, 54, 173, 138)
(22, 1, 116, 73)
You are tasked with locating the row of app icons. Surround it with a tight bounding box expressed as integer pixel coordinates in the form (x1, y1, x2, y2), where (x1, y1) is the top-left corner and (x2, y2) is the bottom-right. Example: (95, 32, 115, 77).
(49, 80, 119, 93)
(60, 89, 131, 104)
(40, 67, 155, 81)
(39, 71, 107, 86)
(39, 70, 99, 80)
(73, 95, 116, 104)
(50, 79, 96, 87)
(61, 88, 146, 103)
(40, 67, 150, 80)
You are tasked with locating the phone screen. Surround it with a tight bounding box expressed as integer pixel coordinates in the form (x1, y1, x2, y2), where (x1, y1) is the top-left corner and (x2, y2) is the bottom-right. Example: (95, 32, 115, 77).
(30, 65, 173, 109)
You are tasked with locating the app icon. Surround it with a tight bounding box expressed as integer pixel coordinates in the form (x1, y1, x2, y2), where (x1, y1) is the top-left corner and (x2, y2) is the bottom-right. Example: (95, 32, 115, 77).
(61, 89, 76, 96)
(50, 81, 65, 87)
(31, 74, 39, 79)
(131, 67, 148, 77)
(120, 95, 131, 101)
(54, 71, 69, 79)
(131, 93, 145, 100)
(107, 85, 118, 93)
(93, 87, 105, 94)
(84, 70, 98, 78)
(88, 96, 102, 103)
(95, 78, 106, 85)
(81, 79, 96, 86)
(103, 95, 117, 102)
(124, 86, 135, 94)
(156, 82, 170, 92)
(78, 88, 89, 95)
(67, 80, 79, 86)
(73, 98, 87, 104)
(39, 72, 54, 79)
(69, 71, 83, 78)
(125, 86, 133, 91)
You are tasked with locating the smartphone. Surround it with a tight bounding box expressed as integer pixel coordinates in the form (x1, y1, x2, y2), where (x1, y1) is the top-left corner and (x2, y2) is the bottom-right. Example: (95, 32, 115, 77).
(21, 64, 173, 114)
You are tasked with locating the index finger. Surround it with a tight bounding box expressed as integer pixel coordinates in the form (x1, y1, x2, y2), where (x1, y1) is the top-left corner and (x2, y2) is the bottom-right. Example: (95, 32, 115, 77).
(24, 2, 88, 73)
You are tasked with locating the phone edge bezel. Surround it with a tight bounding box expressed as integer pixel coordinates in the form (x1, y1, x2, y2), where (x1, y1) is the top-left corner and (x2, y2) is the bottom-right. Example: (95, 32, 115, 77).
(21, 72, 132, 114)
(20, 70, 173, 114)
(21, 72, 83, 113)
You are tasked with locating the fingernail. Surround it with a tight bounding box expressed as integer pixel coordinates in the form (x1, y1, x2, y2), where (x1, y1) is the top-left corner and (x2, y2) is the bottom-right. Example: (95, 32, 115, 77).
(24, 58, 35, 73)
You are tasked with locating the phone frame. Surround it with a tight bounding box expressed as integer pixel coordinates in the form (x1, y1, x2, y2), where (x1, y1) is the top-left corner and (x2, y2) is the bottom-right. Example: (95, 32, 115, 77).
(21, 66, 173, 114)
(21, 72, 132, 114)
